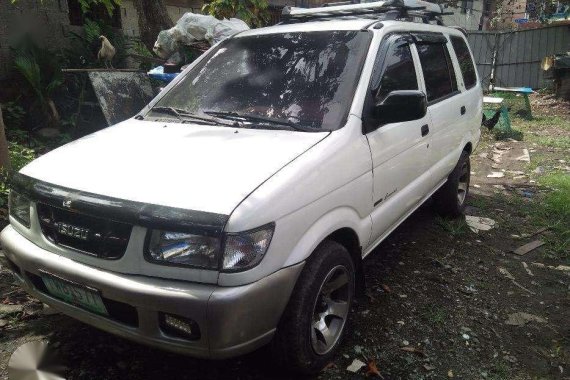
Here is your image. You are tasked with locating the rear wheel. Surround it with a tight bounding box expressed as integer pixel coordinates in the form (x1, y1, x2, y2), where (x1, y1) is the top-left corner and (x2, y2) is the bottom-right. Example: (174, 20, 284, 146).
(272, 241, 355, 374)
(433, 150, 470, 218)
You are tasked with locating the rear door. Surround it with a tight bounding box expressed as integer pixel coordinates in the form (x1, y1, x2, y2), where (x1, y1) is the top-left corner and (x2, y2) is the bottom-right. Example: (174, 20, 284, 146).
(364, 34, 433, 246)
(413, 33, 464, 188)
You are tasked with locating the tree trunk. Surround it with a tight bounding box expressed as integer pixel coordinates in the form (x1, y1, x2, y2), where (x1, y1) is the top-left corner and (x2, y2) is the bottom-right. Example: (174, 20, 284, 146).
(133, 0, 174, 51)
(0, 107, 11, 171)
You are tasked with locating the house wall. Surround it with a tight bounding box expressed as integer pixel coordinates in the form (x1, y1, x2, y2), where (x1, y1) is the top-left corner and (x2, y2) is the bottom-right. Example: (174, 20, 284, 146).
(441, 0, 487, 30)
(0, 0, 72, 80)
(0, 0, 207, 78)
(120, 0, 204, 38)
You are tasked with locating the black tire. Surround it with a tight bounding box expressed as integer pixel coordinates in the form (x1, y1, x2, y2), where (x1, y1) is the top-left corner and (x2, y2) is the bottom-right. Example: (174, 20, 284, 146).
(433, 150, 470, 218)
(271, 240, 355, 374)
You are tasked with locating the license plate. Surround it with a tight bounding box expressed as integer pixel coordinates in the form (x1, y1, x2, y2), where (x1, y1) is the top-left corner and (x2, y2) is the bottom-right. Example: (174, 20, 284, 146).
(41, 273, 108, 316)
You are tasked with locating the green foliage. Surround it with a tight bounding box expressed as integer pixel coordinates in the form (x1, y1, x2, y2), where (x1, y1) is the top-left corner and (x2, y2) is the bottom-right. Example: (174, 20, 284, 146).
(1, 102, 25, 131)
(0, 143, 36, 208)
(12, 38, 63, 101)
(10, 0, 121, 17)
(64, 18, 129, 68)
(202, 0, 270, 27)
(435, 216, 469, 236)
(11, 36, 63, 126)
(78, 0, 121, 16)
(132, 40, 154, 71)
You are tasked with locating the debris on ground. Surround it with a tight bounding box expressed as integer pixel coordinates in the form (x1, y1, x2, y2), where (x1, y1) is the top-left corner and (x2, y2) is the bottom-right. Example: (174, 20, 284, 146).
(513, 240, 545, 255)
(522, 262, 534, 276)
(505, 312, 547, 326)
(515, 149, 531, 162)
(366, 360, 384, 378)
(499, 267, 515, 280)
(465, 216, 496, 233)
(400, 346, 426, 357)
(531, 263, 570, 271)
(41, 304, 60, 316)
(487, 171, 505, 178)
(347, 358, 366, 373)
(0, 304, 23, 317)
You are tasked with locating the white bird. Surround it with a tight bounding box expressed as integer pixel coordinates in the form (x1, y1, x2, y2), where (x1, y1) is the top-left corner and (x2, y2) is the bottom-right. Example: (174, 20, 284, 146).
(98, 35, 116, 69)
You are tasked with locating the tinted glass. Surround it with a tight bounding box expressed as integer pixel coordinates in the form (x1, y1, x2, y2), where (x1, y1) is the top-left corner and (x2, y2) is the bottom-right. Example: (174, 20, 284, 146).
(376, 43, 418, 101)
(417, 43, 457, 102)
(450, 36, 477, 89)
(154, 31, 371, 131)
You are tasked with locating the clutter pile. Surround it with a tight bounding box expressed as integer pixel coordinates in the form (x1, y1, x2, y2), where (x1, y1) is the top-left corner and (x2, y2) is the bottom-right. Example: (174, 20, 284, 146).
(149, 13, 249, 82)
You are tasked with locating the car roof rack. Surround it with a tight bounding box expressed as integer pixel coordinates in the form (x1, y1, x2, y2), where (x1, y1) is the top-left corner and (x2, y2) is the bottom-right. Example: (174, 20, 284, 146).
(281, 0, 453, 26)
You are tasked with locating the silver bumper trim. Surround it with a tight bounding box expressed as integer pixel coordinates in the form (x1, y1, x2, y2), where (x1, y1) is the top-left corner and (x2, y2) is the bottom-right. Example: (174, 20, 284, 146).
(0, 225, 304, 359)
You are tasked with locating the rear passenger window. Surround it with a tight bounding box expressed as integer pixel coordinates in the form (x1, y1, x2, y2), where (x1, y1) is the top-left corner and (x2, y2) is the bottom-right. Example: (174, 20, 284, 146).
(376, 43, 418, 101)
(450, 36, 477, 89)
(416, 43, 458, 102)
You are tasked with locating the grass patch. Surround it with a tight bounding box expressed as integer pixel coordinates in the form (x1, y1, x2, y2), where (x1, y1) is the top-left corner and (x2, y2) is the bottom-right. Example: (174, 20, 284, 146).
(435, 216, 469, 237)
(423, 305, 446, 325)
(535, 136, 570, 150)
(488, 360, 510, 380)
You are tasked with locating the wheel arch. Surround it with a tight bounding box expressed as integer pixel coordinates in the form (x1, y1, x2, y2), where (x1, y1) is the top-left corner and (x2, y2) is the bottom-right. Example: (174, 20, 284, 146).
(326, 228, 365, 296)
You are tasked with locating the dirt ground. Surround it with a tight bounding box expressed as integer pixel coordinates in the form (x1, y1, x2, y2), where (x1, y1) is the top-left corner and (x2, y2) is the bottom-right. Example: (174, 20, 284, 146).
(1, 93, 569, 380)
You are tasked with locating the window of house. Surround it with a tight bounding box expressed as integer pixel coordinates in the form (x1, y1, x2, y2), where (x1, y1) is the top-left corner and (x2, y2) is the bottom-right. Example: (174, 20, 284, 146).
(416, 43, 458, 102)
(450, 36, 477, 89)
(376, 42, 418, 102)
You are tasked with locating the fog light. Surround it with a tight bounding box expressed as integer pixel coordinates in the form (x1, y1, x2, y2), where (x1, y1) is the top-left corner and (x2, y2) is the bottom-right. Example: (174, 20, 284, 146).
(160, 313, 200, 340)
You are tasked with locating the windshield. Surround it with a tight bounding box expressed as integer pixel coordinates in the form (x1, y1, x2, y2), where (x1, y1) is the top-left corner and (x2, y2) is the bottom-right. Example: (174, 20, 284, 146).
(151, 30, 371, 131)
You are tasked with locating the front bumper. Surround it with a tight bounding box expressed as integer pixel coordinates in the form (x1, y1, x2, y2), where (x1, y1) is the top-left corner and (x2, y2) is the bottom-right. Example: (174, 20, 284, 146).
(0, 225, 303, 359)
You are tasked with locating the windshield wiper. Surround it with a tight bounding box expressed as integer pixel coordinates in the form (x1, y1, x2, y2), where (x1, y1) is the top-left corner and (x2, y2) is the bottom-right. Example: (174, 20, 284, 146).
(148, 107, 232, 126)
(203, 111, 317, 132)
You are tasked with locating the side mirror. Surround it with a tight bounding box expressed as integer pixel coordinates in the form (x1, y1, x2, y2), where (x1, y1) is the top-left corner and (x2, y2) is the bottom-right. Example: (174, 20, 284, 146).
(373, 90, 427, 126)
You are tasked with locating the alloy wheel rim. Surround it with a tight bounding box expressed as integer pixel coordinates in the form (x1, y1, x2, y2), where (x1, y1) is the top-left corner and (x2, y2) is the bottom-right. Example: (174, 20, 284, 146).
(457, 161, 469, 205)
(310, 265, 351, 355)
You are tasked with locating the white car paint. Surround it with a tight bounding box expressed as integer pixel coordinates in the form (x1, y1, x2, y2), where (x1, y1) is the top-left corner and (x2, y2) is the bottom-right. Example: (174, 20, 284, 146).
(10, 19, 481, 289)
(20, 120, 328, 216)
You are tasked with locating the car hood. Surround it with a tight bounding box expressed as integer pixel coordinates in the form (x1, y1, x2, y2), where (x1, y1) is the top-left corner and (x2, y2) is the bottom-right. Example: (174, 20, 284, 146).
(21, 120, 328, 215)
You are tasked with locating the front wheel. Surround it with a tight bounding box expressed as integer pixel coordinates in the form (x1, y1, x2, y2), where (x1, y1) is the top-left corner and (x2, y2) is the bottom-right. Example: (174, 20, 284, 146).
(433, 150, 471, 218)
(272, 240, 355, 374)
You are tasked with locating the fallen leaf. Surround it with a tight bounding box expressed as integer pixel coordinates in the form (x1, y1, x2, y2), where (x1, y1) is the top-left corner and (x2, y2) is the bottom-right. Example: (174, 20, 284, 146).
(366, 360, 384, 378)
(381, 284, 392, 293)
(498, 267, 515, 280)
(448, 369, 454, 378)
(323, 362, 336, 371)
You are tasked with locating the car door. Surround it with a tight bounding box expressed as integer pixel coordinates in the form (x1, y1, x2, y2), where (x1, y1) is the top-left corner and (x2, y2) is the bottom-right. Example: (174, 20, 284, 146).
(364, 34, 433, 248)
(413, 33, 464, 189)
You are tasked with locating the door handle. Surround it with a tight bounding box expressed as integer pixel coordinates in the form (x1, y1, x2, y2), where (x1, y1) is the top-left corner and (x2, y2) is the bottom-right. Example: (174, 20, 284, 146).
(421, 124, 429, 137)
(461, 106, 466, 115)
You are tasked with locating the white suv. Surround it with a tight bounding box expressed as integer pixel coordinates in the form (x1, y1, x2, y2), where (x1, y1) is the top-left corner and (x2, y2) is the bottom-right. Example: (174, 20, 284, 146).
(1, 1, 481, 373)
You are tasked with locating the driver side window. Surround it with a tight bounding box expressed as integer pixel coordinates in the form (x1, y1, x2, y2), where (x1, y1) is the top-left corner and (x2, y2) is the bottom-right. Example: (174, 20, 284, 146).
(376, 43, 418, 102)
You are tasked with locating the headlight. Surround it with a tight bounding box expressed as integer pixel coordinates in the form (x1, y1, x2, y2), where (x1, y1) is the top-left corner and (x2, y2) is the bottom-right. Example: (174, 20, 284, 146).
(222, 223, 274, 272)
(9, 190, 31, 228)
(146, 230, 220, 269)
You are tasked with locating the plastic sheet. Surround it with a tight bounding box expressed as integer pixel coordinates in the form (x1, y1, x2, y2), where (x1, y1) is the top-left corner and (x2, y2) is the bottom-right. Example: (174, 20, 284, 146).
(153, 13, 249, 59)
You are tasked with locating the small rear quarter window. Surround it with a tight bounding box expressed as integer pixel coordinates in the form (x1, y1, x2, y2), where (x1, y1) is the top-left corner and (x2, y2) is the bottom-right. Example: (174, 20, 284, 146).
(450, 36, 477, 89)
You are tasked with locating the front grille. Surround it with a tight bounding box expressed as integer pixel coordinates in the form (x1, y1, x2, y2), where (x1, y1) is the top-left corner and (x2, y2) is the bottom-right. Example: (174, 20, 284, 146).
(37, 203, 132, 259)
